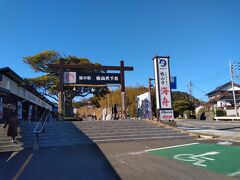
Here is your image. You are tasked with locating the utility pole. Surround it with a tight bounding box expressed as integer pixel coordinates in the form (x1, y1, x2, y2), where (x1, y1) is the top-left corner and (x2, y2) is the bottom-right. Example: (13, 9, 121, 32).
(148, 78, 154, 120)
(188, 81, 193, 102)
(230, 62, 238, 120)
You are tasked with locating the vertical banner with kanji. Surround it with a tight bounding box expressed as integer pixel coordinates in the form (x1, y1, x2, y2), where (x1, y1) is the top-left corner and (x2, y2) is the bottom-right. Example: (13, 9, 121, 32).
(153, 56, 174, 120)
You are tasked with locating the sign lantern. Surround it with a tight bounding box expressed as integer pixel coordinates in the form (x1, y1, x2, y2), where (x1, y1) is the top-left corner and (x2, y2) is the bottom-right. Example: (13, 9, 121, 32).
(153, 56, 174, 121)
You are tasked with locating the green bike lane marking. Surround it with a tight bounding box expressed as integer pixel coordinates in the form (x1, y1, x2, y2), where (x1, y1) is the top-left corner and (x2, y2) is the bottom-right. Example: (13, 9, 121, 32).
(147, 143, 240, 177)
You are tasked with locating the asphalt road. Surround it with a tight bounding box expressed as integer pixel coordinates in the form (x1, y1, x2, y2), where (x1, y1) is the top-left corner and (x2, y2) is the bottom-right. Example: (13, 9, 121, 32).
(0, 138, 238, 180)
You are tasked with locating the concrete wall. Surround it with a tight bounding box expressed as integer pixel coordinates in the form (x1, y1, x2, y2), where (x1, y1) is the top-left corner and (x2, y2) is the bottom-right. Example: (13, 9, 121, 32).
(226, 109, 240, 116)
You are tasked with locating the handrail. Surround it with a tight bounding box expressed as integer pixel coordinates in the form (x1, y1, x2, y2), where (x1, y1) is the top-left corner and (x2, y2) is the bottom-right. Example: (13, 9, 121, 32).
(33, 110, 50, 145)
(33, 110, 47, 134)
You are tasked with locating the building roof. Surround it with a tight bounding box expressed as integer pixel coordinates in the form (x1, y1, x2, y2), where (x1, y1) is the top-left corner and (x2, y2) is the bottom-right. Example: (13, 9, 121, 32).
(206, 81, 240, 96)
(0, 67, 53, 106)
(0, 67, 23, 84)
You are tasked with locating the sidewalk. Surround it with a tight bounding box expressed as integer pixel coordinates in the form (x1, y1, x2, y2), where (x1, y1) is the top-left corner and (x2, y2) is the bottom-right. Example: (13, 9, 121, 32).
(176, 119, 240, 142)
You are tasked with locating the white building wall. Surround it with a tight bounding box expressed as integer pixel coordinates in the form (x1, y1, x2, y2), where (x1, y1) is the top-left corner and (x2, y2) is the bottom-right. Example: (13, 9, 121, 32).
(217, 101, 231, 108)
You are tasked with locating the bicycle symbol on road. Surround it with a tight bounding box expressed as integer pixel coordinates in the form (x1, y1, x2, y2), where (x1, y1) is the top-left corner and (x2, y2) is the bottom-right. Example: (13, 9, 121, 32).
(173, 151, 220, 167)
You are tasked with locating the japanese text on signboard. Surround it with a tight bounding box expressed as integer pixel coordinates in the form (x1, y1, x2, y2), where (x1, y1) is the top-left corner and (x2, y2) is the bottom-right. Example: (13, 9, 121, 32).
(64, 72, 121, 85)
(158, 58, 172, 109)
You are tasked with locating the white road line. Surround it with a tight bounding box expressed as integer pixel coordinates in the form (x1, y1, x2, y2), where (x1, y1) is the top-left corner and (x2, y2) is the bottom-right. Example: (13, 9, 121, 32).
(12, 153, 33, 180)
(6, 151, 19, 162)
(145, 142, 199, 152)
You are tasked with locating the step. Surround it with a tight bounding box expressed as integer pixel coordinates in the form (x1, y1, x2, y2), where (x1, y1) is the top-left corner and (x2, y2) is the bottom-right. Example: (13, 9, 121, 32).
(90, 133, 188, 140)
(39, 140, 94, 147)
(84, 130, 178, 136)
(42, 124, 161, 129)
(94, 135, 192, 143)
(0, 144, 23, 152)
(0, 141, 34, 147)
(36, 127, 172, 134)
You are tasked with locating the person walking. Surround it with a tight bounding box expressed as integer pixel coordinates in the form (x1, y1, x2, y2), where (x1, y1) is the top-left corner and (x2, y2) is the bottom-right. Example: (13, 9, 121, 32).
(102, 107, 107, 121)
(3, 111, 18, 143)
(113, 104, 118, 120)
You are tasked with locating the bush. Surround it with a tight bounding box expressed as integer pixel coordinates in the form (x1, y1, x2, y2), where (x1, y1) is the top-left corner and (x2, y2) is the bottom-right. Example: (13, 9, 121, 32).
(216, 110, 227, 117)
(173, 100, 194, 117)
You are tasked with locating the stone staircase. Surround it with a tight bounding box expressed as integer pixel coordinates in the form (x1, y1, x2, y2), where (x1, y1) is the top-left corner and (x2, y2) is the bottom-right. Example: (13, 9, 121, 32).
(0, 120, 192, 152)
(0, 122, 37, 152)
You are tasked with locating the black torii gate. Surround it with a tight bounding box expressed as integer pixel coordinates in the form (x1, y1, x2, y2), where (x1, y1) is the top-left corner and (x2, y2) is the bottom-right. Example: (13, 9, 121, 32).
(48, 58, 134, 120)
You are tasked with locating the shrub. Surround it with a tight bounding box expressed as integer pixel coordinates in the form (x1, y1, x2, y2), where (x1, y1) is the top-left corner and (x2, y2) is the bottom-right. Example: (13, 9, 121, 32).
(216, 110, 227, 117)
(173, 100, 194, 117)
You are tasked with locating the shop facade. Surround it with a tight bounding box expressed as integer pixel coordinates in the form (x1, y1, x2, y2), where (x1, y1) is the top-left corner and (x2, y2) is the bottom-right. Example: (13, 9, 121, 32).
(0, 67, 53, 121)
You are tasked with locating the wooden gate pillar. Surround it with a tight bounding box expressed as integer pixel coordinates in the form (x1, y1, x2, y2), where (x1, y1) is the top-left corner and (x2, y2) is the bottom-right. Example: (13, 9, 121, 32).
(120, 60, 126, 119)
(58, 58, 65, 120)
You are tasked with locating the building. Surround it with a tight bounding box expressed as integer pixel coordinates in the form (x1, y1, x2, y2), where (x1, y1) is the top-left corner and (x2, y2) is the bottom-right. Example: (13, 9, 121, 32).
(206, 81, 240, 115)
(0, 67, 53, 120)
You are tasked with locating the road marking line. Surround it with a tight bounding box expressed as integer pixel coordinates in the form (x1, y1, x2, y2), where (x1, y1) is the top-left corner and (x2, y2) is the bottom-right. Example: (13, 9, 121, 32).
(12, 153, 33, 180)
(145, 143, 199, 152)
(6, 151, 19, 162)
(128, 151, 145, 155)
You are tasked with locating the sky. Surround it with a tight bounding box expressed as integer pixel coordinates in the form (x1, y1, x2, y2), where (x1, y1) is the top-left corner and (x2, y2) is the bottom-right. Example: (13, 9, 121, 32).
(1, 0, 240, 101)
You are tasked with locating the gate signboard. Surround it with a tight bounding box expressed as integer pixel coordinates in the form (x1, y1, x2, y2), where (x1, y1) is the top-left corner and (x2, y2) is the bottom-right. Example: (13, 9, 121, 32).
(64, 72, 121, 85)
(48, 59, 133, 120)
(153, 56, 174, 121)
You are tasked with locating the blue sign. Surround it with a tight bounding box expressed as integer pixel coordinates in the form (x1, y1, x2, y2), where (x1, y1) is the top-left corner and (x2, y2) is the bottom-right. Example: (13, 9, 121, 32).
(170, 76, 177, 89)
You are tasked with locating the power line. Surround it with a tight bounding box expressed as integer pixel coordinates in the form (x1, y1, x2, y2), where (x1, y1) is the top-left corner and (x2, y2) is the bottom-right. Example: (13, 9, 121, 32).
(192, 85, 207, 94)
(191, 68, 229, 83)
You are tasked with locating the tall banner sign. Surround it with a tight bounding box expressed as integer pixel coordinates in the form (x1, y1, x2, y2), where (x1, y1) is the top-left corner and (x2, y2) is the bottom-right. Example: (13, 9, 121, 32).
(0, 98, 3, 119)
(153, 56, 174, 120)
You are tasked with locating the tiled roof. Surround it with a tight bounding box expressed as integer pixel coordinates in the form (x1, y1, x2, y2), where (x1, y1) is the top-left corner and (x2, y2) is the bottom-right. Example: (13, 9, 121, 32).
(206, 81, 240, 96)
